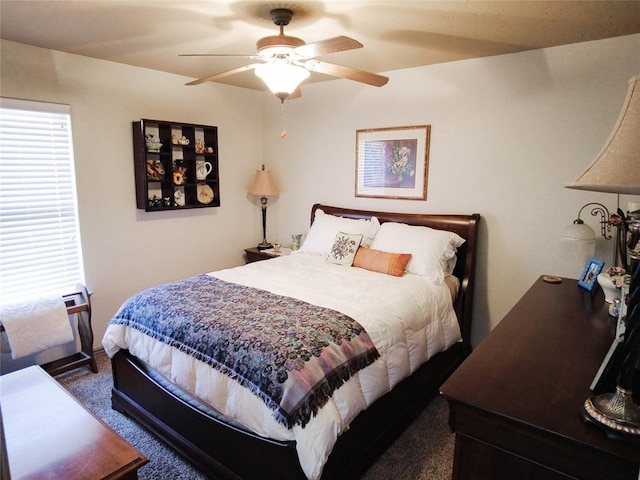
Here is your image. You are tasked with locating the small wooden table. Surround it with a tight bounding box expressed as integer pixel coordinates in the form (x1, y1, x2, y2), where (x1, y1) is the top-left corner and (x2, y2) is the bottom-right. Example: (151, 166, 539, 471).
(441, 276, 640, 480)
(1, 366, 148, 479)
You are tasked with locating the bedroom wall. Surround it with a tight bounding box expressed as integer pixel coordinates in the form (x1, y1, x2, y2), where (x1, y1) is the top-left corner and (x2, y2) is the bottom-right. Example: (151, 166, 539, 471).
(0, 39, 266, 347)
(2, 34, 639, 351)
(261, 33, 640, 346)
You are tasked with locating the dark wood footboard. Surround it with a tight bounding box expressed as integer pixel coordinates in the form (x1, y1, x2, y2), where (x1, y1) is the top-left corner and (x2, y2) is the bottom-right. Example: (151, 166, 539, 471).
(112, 342, 464, 479)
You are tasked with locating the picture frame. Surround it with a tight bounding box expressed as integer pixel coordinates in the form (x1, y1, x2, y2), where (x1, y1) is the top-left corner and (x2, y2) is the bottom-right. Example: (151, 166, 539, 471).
(578, 257, 604, 291)
(355, 125, 430, 200)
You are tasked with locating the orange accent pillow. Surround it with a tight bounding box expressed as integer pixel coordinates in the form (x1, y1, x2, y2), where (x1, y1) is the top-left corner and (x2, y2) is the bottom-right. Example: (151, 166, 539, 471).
(353, 246, 412, 277)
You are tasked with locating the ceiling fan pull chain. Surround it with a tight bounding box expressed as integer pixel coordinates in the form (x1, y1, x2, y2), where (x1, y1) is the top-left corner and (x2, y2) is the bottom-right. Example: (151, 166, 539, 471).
(281, 100, 287, 138)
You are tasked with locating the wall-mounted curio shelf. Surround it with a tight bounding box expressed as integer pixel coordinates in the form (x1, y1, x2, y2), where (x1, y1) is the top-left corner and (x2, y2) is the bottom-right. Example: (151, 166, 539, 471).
(133, 118, 220, 211)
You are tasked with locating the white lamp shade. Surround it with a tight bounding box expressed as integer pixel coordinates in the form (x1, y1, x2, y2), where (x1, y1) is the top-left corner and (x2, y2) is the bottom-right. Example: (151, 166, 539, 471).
(566, 74, 640, 194)
(559, 221, 596, 278)
(248, 168, 278, 196)
(255, 62, 310, 97)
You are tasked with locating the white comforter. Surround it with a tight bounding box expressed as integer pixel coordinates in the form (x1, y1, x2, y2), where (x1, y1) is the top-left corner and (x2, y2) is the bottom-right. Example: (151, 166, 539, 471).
(102, 253, 461, 479)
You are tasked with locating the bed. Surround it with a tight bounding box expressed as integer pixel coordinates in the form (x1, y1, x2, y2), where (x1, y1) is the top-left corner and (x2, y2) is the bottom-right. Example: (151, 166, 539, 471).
(103, 204, 480, 480)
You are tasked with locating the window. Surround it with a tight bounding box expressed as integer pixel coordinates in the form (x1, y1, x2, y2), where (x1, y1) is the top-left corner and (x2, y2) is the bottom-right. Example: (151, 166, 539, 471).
(0, 98, 85, 304)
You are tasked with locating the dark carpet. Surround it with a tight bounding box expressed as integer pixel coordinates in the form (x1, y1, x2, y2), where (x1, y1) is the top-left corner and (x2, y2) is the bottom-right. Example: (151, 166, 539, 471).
(57, 350, 454, 479)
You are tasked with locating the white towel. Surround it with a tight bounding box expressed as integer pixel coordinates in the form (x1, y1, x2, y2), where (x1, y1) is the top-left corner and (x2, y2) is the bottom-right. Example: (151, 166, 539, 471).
(0, 295, 74, 359)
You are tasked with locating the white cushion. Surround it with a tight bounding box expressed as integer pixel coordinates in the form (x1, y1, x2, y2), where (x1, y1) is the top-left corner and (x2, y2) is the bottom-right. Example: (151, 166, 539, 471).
(369, 222, 465, 282)
(298, 209, 380, 255)
(326, 232, 363, 266)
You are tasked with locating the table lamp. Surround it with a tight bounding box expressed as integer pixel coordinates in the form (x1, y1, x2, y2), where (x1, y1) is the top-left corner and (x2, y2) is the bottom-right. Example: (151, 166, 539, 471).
(566, 73, 640, 439)
(248, 165, 279, 250)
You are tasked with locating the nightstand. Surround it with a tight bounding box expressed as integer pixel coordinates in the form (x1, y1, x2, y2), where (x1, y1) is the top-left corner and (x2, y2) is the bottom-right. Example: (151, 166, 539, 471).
(244, 247, 292, 263)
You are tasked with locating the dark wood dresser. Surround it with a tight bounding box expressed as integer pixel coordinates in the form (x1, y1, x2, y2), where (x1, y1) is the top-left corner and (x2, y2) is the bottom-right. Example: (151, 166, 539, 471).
(441, 276, 640, 480)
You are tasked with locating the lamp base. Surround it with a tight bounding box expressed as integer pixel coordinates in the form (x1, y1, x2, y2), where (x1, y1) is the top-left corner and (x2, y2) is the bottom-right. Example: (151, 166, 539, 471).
(257, 241, 273, 251)
(582, 386, 640, 443)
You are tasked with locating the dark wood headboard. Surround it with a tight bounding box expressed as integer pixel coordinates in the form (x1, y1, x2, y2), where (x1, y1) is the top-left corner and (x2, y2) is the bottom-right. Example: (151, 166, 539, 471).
(311, 204, 480, 355)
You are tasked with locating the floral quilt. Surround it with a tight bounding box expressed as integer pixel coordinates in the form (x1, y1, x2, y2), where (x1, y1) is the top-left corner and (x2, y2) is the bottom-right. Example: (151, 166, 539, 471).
(109, 274, 380, 428)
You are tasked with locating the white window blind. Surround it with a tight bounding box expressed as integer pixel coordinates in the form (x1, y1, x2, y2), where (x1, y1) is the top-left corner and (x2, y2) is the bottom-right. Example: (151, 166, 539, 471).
(0, 98, 85, 304)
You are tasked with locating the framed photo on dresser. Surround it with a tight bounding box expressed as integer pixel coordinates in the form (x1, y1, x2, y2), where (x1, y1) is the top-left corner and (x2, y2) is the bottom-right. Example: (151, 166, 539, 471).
(578, 257, 604, 292)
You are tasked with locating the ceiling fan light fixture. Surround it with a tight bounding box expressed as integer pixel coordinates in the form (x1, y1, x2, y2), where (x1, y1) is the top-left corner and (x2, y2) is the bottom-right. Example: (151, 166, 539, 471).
(255, 61, 310, 99)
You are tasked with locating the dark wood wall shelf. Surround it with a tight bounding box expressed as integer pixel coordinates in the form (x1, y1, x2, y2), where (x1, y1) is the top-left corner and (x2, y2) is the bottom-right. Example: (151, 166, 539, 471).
(133, 118, 220, 211)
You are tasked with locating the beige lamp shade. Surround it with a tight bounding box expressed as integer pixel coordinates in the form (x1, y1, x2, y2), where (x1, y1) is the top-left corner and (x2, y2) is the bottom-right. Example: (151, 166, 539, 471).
(565, 74, 640, 195)
(248, 165, 278, 196)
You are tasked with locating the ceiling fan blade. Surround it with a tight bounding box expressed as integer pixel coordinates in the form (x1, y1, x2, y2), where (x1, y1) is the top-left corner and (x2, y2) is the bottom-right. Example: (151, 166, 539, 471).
(186, 64, 261, 86)
(179, 53, 255, 58)
(294, 36, 363, 59)
(304, 60, 389, 87)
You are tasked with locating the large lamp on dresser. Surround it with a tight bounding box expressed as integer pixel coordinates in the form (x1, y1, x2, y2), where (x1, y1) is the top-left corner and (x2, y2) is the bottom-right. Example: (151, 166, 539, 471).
(566, 73, 640, 439)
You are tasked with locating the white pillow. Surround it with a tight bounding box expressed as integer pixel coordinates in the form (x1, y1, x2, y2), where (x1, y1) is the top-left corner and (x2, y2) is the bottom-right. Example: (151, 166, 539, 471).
(369, 222, 465, 282)
(298, 209, 380, 255)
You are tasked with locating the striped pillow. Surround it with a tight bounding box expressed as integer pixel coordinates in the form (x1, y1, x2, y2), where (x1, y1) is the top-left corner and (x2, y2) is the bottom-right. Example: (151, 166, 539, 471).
(353, 247, 412, 277)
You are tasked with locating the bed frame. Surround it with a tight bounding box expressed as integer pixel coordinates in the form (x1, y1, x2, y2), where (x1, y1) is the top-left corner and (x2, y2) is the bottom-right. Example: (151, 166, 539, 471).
(110, 204, 480, 479)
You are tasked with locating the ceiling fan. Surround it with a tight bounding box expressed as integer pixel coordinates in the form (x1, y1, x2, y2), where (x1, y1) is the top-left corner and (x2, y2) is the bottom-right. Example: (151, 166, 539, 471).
(181, 8, 389, 100)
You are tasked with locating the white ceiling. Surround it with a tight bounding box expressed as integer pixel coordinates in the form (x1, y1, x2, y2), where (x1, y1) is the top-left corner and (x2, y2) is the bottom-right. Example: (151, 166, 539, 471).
(2, 1, 639, 92)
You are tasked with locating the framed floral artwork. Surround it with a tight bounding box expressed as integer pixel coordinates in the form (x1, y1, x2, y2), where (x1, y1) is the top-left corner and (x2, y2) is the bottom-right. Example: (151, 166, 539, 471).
(355, 125, 430, 200)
